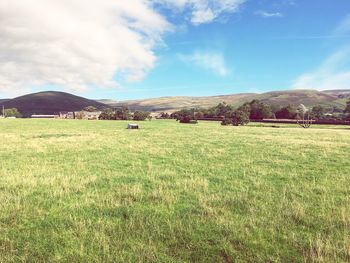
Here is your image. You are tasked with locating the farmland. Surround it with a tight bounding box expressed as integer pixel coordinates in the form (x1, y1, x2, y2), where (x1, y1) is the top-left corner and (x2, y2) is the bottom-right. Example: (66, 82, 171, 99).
(0, 119, 349, 262)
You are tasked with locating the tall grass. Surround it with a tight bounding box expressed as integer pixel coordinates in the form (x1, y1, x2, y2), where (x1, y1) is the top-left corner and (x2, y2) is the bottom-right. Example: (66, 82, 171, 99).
(0, 119, 349, 262)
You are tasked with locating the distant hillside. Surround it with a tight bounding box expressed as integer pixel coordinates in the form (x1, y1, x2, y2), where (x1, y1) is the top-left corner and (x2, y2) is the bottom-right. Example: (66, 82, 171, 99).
(109, 90, 350, 112)
(0, 99, 9, 104)
(2, 91, 107, 117)
(2, 89, 349, 116)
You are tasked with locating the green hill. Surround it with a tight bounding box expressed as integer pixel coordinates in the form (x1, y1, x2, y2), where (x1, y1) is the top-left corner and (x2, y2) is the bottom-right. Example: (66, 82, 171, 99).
(105, 89, 350, 112)
(2, 89, 349, 116)
(2, 91, 107, 117)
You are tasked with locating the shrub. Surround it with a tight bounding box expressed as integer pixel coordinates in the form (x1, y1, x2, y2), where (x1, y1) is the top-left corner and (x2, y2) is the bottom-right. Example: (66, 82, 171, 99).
(4, 108, 22, 118)
(173, 109, 197, 123)
(222, 110, 249, 126)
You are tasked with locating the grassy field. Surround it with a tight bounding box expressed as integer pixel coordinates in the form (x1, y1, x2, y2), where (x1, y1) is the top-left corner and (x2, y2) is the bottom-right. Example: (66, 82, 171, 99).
(0, 119, 349, 262)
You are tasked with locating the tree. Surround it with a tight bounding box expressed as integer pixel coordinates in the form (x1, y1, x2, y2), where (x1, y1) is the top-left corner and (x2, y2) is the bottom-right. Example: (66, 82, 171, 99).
(133, 111, 150, 121)
(214, 102, 233, 117)
(345, 99, 350, 120)
(4, 108, 22, 118)
(221, 110, 249, 126)
(75, 111, 85, 120)
(297, 104, 312, 128)
(98, 108, 115, 120)
(311, 105, 325, 120)
(115, 106, 131, 120)
(237, 100, 274, 120)
(297, 104, 308, 119)
(174, 109, 197, 123)
(275, 105, 297, 119)
(159, 112, 170, 119)
(83, 106, 98, 112)
(247, 100, 274, 120)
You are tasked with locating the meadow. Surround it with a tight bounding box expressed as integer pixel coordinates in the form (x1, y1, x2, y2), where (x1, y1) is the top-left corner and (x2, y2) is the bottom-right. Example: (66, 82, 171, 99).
(0, 119, 349, 262)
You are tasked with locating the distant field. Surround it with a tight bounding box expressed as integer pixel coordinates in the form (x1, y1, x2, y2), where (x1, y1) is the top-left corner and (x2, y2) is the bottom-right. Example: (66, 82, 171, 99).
(0, 119, 349, 262)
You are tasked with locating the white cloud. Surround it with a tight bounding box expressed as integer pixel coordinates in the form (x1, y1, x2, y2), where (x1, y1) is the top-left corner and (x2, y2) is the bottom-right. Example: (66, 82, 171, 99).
(292, 14, 350, 91)
(178, 51, 230, 76)
(254, 10, 283, 18)
(0, 0, 245, 95)
(292, 47, 350, 90)
(155, 0, 246, 25)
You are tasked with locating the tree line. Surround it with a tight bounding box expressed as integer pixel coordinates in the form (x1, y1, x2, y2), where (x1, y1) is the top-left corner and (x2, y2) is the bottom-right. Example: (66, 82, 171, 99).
(159, 99, 350, 125)
(98, 106, 152, 121)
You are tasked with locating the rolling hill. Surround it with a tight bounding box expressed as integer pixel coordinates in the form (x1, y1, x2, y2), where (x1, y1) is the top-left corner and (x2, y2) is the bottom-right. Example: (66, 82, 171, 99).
(102, 89, 350, 112)
(1, 89, 349, 116)
(1, 91, 107, 117)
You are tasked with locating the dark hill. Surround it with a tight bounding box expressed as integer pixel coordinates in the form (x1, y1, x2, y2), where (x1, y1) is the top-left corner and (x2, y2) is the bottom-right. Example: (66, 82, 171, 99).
(2, 91, 107, 116)
(0, 99, 9, 104)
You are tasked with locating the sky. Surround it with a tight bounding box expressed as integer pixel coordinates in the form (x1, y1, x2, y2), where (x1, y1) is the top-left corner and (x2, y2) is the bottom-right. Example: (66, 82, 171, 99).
(0, 0, 350, 100)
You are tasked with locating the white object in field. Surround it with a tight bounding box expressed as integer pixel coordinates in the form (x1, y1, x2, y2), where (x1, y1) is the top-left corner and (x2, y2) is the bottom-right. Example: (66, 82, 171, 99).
(128, 123, 139, 129)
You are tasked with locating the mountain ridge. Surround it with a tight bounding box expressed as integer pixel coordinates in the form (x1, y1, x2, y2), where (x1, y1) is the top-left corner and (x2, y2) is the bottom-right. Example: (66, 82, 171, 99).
(1, 89, 349, 116)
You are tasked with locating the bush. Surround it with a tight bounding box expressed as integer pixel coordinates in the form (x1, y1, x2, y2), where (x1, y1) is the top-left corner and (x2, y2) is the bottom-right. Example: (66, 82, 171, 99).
(4, 108, 22, 118)
(221, 110, 249, 126)
(173, 109, 197, 123)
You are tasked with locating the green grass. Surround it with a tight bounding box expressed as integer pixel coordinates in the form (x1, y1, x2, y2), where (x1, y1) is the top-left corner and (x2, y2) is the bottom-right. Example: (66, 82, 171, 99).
(0, 119, 349, 262)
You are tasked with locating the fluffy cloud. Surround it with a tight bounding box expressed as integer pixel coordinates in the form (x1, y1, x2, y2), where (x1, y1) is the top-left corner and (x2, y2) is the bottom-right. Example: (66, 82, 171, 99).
(178, 51, 230, 76)
(0, 0, 244, 95)
(292, 47, 350, 90)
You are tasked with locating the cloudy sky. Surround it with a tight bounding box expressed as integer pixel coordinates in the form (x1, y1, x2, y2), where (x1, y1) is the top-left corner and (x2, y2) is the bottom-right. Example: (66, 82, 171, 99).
(0, 0, 349, 99)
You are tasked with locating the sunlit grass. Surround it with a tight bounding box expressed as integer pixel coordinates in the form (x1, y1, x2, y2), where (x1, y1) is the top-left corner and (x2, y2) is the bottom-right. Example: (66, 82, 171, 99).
(0, 119, 349, 262)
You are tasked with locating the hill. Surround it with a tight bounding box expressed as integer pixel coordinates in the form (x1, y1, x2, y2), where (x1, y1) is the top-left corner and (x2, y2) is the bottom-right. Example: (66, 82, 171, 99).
(104, 89, 350, 112)
(2, 89, 349, 116)
(0, 99, 9, 104)
(2, 91, 107, 117)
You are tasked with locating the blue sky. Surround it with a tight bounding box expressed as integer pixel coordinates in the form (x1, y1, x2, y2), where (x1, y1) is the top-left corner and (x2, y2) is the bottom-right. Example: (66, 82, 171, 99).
(1, 0, 350, 100)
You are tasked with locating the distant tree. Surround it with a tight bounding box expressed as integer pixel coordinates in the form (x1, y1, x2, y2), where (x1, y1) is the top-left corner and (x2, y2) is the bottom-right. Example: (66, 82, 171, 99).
(275, 105, 297, 119)
(195, 110, 205, 119)
(133, 111, 150, 121)
(311, 105, 325, 120)
(214, 102, 233, 117)
(4, 108, 22, 118)
(236, 100, 274, 120)
(147, 115, 153, 121)
(83, 106, 98, 112)
(296, 104, 308, 119)
(222, 110, 249, 126)
(174, 109, 197, 123)
(345, 99, 350, 120)
(296, 104, 312, 128)
(115, 106, 131, 120)
(159, 112, 170, 119)
(75, 111, 85, 120)
(99, 108, 115, 120)
(247, 100, 274, 120)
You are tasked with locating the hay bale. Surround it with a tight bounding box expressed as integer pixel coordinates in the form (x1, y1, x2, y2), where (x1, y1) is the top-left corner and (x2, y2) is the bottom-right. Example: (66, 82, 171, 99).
(128, 123, 139, 129)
